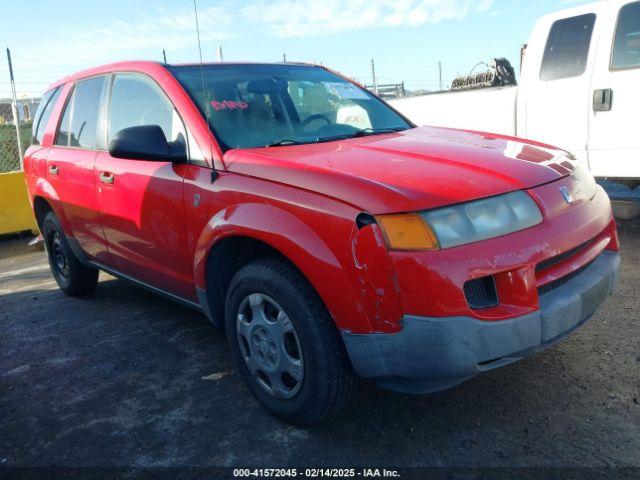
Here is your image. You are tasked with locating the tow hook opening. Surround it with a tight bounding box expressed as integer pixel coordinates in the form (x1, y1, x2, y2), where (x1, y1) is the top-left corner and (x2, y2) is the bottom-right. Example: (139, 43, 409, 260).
(356, 212, 377, 229)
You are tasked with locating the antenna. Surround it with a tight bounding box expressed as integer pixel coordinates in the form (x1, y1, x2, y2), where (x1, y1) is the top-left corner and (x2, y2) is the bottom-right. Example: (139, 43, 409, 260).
(163, 49, 167, 64)
(193, 0, 220, 173)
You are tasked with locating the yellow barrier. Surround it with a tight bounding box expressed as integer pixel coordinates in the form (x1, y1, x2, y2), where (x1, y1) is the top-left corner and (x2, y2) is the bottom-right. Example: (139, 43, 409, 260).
(0, 171, 38, 235)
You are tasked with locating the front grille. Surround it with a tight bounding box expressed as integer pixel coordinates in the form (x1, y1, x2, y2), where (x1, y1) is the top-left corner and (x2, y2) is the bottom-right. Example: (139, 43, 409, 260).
(536, 238, 593, 273)
(464, 276, 499, 309)
(537, 259, 595, 296)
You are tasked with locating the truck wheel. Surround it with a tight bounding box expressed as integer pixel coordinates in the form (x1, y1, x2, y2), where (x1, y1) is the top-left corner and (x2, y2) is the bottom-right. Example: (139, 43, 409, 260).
(225, 258, 356, 425)
(42, 211, 98, 296)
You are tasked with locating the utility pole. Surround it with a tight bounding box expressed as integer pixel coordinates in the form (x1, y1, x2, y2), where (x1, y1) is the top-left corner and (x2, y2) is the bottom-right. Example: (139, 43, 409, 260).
(163, 49, 167, 63)
(217, 45, 224, 62)
(370, 58, 378, 94)
(282, 53, 286, 62)
(438, 61, 443, 91)
(6, 48, 23, 167)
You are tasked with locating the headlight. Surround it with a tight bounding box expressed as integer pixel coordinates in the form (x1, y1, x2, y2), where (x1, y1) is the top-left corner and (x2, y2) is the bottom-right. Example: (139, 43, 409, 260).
(375, 191, 542, 251)
(421, 191, 542, 249)
(571, 163, 597, 201)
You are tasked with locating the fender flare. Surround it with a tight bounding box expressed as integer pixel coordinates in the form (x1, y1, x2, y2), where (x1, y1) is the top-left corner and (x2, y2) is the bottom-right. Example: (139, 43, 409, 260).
(31, 177, 73, 235)
(193, 203, 373, 332)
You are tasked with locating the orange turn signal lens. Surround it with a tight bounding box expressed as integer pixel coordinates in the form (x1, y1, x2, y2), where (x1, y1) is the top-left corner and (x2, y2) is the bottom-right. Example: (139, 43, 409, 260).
(375, 213, 439, 251)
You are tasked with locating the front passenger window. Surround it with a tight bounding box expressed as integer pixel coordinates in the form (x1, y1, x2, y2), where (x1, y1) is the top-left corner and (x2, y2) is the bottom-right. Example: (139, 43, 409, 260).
(108, 74, 185, 144)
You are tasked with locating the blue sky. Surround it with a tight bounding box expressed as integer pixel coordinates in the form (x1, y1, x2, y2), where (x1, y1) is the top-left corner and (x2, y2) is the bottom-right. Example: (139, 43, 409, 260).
(1, 0, 592, 98)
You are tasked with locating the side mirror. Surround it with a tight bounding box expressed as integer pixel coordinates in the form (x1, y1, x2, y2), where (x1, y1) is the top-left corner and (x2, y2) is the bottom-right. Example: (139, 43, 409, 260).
(108, 125, 187, 163)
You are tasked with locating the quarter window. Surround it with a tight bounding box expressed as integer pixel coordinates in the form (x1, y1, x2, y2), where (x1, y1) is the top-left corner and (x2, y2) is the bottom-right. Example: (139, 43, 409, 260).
(32, 87, 61, 145)
(55, 76, 108, 149)
(107, 74, 185, 144)
(55, 91, 73, 146)
(540, 14, 596, 81)
(611, 1, 640, 70)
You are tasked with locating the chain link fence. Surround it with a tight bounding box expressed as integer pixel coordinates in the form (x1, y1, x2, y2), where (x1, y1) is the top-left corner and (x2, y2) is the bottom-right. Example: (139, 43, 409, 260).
(0, 121, 31, 173)
(0, 82, 40, 173)
(2, 44, 43, 173)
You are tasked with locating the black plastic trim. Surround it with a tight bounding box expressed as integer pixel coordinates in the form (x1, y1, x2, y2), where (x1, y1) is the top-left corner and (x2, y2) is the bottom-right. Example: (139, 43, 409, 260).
(88, 260, 204, 313)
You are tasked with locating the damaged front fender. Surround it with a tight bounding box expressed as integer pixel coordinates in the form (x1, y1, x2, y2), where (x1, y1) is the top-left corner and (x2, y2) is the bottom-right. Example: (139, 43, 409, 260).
(349, 220, 404, 333)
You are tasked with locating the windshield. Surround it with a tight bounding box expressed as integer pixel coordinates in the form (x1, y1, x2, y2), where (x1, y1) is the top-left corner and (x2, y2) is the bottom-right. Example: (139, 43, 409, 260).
(168, 64, 412, 150)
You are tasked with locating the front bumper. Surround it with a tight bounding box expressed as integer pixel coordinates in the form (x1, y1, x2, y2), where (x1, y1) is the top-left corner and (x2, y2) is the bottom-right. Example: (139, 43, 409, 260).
(342, 251, 620, 394)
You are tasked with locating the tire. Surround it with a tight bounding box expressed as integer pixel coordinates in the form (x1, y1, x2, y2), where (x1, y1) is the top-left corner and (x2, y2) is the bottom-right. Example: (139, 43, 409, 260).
(225, 257, 356, 425)
(42, 211, 98, 297)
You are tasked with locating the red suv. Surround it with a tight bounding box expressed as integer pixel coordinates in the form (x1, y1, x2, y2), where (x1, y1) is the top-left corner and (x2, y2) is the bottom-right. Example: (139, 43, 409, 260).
(24, 61, 620, 424)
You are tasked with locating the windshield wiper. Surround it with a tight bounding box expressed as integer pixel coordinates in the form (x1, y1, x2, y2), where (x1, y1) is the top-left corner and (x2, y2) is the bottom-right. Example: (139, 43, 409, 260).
(266, 127, 409, 147)
(265, 139, 307, 147)
(313, 127, 409, 144)
(350, 126, 409, 138)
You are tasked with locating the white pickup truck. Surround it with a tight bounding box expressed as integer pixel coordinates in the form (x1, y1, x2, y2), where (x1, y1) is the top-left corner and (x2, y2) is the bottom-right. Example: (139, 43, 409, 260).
(391, 0, 640, 189)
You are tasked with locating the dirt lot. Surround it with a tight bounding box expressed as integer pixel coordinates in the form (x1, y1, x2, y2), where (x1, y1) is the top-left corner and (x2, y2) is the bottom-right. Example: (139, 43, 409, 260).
(1, 219, 639, 473)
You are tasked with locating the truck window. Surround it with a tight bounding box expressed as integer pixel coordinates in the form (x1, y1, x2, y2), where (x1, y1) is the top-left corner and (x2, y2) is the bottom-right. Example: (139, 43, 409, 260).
(611, 1, 640, 70)
(55, 76, 108, 149)
(540, 13, 596, 81)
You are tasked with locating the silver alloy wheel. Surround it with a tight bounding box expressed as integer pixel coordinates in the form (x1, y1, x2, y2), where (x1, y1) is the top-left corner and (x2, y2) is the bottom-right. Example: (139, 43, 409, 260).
(236, 293, 304, 399)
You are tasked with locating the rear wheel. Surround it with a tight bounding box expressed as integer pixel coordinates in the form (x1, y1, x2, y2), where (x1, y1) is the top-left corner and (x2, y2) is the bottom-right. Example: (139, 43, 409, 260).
(42, 212, 98, 296)
(225, 258, 356, 425)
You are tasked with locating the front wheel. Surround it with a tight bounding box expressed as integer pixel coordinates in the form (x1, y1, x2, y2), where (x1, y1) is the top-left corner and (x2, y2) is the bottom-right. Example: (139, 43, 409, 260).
(225, 258, 356, 425)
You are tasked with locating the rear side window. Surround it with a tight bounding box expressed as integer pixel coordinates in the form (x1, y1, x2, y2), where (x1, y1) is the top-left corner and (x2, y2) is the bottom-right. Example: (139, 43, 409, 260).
(611, 1, 640, 70)
(31, 88, 61, 145)
(540, 13, 596, 81)
(55, 76, 108, 149)
(108, 74, 183, 143)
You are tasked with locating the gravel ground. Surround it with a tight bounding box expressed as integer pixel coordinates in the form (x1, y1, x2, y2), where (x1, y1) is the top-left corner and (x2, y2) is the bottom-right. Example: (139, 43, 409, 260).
(0, 218, 638, 475)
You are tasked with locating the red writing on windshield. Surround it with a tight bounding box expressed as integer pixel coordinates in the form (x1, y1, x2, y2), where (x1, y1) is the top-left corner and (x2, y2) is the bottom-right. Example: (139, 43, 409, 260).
(211, 100, 249, 111)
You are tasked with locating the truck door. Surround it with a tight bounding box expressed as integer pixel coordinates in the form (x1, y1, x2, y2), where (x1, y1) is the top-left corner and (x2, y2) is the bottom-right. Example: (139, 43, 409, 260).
(518, 10, 598, 168)
(588, 0, 640, 179)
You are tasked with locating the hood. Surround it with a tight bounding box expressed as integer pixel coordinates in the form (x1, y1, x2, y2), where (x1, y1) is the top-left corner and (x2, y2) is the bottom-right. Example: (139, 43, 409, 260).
(223, 126, 574, 214)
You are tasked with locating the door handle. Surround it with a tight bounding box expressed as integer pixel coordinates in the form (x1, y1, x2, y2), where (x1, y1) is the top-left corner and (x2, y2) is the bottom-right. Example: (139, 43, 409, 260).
(99, 171, 115, 184)
(48, 165, 59, 176)
(593, 88, 613, 112)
